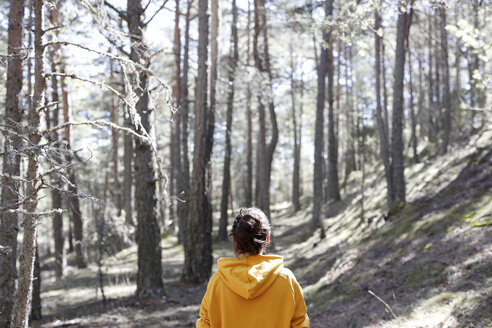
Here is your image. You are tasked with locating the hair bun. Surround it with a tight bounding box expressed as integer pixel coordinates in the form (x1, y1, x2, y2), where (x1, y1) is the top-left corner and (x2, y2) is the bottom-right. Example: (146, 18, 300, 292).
(230, 208, 271, 256)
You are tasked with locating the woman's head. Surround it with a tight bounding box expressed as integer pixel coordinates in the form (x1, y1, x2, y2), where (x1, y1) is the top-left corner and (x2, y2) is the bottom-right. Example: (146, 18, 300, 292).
(230, 207, 271, 256)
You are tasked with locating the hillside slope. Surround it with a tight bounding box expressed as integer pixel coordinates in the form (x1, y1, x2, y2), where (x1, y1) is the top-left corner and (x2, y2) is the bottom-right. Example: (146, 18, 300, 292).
(275, 129, 492, 328)
(35, 130, 491, 328)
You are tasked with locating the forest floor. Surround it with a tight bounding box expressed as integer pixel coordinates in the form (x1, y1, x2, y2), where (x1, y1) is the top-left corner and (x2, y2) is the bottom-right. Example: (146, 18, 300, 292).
(33, 129, 492, 328)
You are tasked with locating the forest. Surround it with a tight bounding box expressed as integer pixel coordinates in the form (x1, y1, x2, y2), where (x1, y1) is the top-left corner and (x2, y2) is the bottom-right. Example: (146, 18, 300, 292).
(0, 0, 491, 327)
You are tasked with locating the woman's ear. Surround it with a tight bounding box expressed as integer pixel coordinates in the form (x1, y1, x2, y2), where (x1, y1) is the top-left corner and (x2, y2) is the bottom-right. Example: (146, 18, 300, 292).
(266, 234, 270, 244)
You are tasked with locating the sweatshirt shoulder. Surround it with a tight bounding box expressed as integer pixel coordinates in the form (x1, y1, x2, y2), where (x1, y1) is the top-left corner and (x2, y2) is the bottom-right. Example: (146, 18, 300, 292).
(207, 271, 222, 290)
(277, 266, 300, 286)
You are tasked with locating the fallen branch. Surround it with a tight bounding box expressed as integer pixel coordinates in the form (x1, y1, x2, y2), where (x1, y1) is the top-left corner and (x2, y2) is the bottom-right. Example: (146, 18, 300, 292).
(368, 289, 397, 320)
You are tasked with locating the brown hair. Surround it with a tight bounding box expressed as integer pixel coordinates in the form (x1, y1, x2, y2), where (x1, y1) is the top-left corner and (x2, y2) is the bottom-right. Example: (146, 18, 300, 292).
(229, 207, 271, 256)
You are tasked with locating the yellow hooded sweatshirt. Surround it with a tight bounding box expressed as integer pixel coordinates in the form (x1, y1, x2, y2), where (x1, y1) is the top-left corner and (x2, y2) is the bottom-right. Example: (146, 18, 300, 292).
(196, 255, 309, 328)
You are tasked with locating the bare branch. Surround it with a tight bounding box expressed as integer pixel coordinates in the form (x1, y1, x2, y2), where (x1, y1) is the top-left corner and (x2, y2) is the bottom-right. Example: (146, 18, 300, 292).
(368, 290, 398, 320)
(103, 0, 127, 21)
(144, 0, 171, 26)
(44, 120, 152, 144)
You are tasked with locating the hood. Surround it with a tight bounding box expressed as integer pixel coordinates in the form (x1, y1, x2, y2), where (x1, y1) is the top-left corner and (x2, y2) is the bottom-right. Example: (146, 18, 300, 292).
(217, 255, 284, 300)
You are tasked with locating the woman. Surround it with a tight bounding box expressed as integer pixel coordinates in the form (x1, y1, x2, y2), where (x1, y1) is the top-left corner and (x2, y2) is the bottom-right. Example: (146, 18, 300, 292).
(196, 207, 310, 328)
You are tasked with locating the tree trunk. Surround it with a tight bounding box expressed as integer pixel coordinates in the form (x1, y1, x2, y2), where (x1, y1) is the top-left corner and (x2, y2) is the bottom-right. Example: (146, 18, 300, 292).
(289, 41, 301, 212)
(245, 0, 253, 207)
(47, 34, 65, 279)
(219, 0, 238, 241)
(344, 45, 356, 178)
(127, 0, 165, 297)
(390, 4, 408, 206)
(123, 114, 134, 225)
(177, 0, 193, 245)
(427, 13, 437, 142)
(434, 14, 442, 128)
(381, 41, 389, 140)
(0, 0, 25, 325)
(326, 10, 340, 202)
(312, 0, 332, 237)
(374, 7, 393, 210)
(170, 0, 182, 235)
(30, 241, 41, 321)
(10, 0, 45, 325)
(439, 1, 452, 154)
(109, 57, 122, 216)
(53, 5, 87, 269)
(253, 0, 278, 219)
(183, 0, 214, 283)
(407, 38, 419, 163)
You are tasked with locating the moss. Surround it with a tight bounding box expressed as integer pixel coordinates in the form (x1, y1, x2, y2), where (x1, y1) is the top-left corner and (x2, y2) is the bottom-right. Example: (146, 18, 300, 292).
(470, 216, 492, 228)
(424, 243, 435, 251)
(396, 248, 403, 255)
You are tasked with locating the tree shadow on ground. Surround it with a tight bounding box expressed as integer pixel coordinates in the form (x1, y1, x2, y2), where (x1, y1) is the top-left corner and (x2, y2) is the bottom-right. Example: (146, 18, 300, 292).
(306, 145, 492, 327)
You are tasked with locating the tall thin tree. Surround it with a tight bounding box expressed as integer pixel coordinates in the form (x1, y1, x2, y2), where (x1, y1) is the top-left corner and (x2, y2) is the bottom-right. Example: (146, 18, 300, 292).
(438, 1, 452, 153)
(390, 2, 409, 206)
(0, 0, 25, 325)
(183, 0, 214, 283)
(127, 0, 165, 297)
(374, 5, 393, 210)
(10, 0, 45, 325)
(219, 0, 239, 241)
(253, 0, 278, 219)
(312, 0, 332, 237)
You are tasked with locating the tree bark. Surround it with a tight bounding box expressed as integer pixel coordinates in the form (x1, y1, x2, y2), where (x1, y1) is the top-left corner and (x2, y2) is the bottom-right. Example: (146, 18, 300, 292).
(374, 7, 393, 210)
(10, 0, 44, 325)
(0, 0, 25, 325)
(219, 0, 238, 241)
(127, 0, 165, 297)
(30, 241, 41, 321)
(183, 0, 214, 283)
(390, 4, 408, 206)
